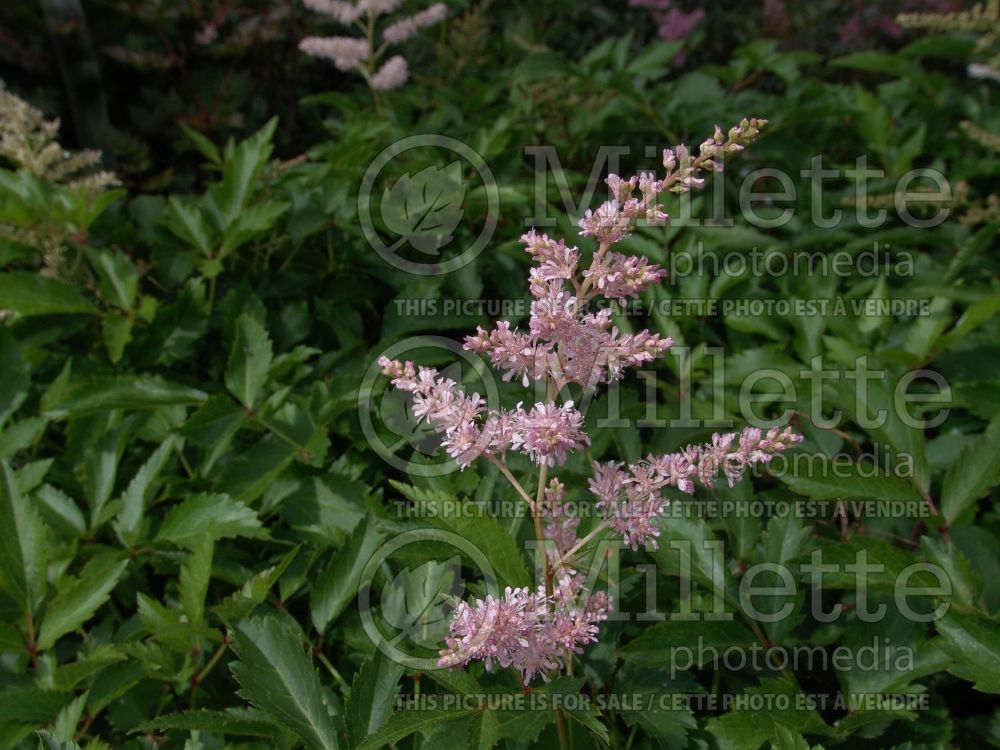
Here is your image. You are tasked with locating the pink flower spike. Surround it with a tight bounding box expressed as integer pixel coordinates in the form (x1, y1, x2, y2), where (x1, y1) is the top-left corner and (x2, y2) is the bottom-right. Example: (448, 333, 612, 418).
(371, 55, 408, 90)
(298, 36, 369, 70)
(511, 402, 590, 468)
(437, 581, 611, 685)
(383, 2, 448, 44)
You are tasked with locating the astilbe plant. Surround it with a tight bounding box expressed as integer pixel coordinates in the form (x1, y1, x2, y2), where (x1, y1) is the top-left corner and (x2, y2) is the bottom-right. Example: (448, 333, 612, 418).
(898, 1, 1000, 223)
(0, 82, 117, 191)
(378, 117, 802, 686)
(0, 81, 120, 275)
(298, 0, 447, 95)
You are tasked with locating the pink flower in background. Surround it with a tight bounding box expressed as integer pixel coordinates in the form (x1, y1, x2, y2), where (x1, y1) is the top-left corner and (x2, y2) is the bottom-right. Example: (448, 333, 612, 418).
(298, 35, 369, 70)
(358, 0, 404, 17)
(629, 0, 704, 64)
(840, 0, 958, 48)
(299, 0, 446, 92)
(303, 0, 361, 24)
(654, 6, 705, 42)
(371, 54, 408, 90)
(761, 0, 790, 36)
(383, 2, 448, 44)
(872, 15, 904, 39)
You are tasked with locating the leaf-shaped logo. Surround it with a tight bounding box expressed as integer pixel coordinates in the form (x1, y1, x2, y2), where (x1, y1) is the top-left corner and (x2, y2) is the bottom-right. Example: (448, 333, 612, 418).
(379, 558, 461, 650)
(380, 161, 467, 256)
(379, 360, 465, 457)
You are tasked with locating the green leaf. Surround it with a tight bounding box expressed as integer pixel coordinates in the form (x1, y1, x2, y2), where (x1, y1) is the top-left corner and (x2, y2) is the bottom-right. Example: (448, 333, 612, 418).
(651, 515, 734, 600)
(355, 709, 476, 750)
(86, 659, 144, 714)
(0, 460, 46, 616)
(165, 197, 215, 255)
(220, 200, 290, 257)
(50, 690, 88, 744)
(455, 710, 500, 750)
(82, 422, 128, 528)
(941, 418, 1000, 524)
(179, 123, 222, 167)
(86, 248, 140, 311)
(181, 393, 247, 458)
(707, 677, 828, 750)
(772, 724, 810, 750)
(181, 394, 245, 474)
(919, 537, 980, 609)
(625, 40, 683, 78)
(755, 513, 813, 644)
(208, 118, 277, 231)
(0, 272, 96, 317)
(935, 610, 1000, 693)
(829, 376, 929, 495)
(52, 644, 126, 691)
(835, 595, 948, 697)
(37, 552, 128, 650)
(225, 314, 274, 409)
(182, 395, 245, 446)
(114, 435, 180, 545)
(0, 686, 69, 723)
(391, 483, 530, 588)
(496, 707, 553, 746)
(35, 484, 87, 537)
(346, 650, 404, 747)
(156, 493, 267, 548)
(759, 513, 813, 566)
(900, 33, 975, 59)
(830, 50, 917, 78)
(426, 509, 530, 589)
(937, 294, 1000, 352)
(904, 295, 952, 360)
(618, 619, 757, 667)
(229, 615, 340, 750)
(0, 416, 48, 460)
(378, 558, 455, 663)
(216, 434, 298, 503)
(214, 547, 299, 623)
(945, 222, 998, 283)
(813, 539, 940, 591)
(179, 535, 214, 628)
(311, 513, 385, 633)
(716, 479, 760, 561)
(41, 375, 207, 419)
(379, 161, 466, 257)
(617, 667, 696, 748)
(852, 85, 891, 153)
(424, 668, 483, 695)
(136, 707, 283, 737)
(778, 463, 922, 503)
(0, 329, 28, 428)
(101, 311, 133, 364)
(37, 730, 82, 750)
(564, 703, 609, 747)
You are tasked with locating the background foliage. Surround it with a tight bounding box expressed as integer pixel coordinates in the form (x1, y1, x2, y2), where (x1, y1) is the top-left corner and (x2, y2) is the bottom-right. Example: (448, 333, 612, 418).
(1, 1, 999, 748)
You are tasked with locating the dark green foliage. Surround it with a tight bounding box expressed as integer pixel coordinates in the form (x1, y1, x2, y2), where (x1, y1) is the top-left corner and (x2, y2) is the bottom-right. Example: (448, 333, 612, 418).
(0, 2, 998, 749)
